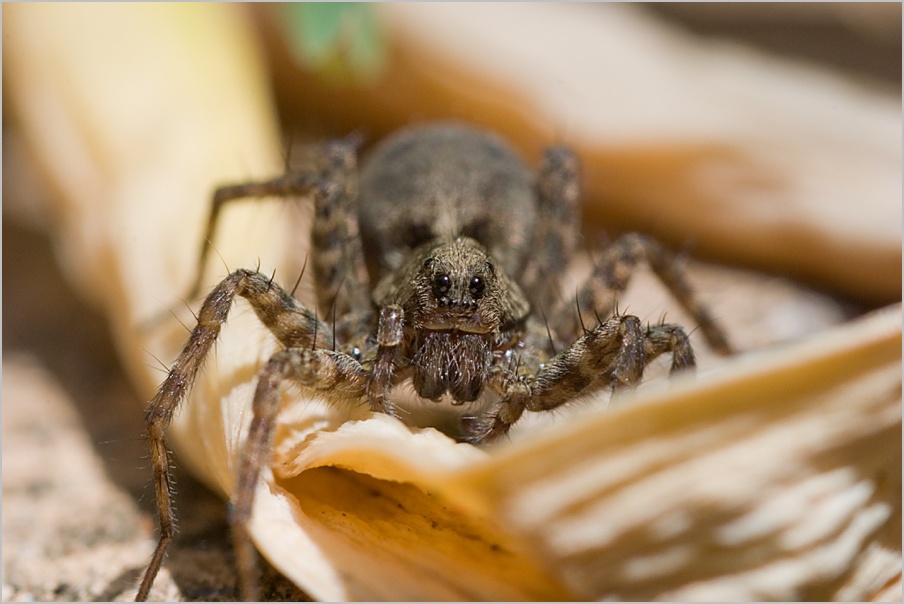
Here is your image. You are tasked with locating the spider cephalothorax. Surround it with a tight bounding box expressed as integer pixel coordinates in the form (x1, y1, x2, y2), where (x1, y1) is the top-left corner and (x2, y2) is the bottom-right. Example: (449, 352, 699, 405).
(137, 122, 731, 601)
(372, 235, 530, 403)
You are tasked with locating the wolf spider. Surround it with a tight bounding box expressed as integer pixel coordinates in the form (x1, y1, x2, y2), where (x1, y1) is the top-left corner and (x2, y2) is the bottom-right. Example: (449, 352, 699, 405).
(136, 122, 731, 601)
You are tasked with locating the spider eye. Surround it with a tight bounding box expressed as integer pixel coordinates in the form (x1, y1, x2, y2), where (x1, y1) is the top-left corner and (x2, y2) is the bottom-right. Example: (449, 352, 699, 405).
(469, 275, 486, 299)
(432, 273, 451, 296)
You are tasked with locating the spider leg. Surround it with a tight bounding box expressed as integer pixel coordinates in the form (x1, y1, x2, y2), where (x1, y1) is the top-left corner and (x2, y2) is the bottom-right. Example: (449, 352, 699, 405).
(366, 305, 405, 415)
(573, 232, 733, 355)
(309, 139, 372, 337)
(136, 269, 345, 601)
(519, 146, 581, 334)
(231, 346, 370, 601)
(192, 171, 320, 301)
(192, 139, 372, 346)
(469, 314, 694, 444)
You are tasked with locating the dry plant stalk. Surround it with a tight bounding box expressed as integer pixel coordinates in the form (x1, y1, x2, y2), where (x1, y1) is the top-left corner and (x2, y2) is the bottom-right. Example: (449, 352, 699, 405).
(4, 3, 900, 601)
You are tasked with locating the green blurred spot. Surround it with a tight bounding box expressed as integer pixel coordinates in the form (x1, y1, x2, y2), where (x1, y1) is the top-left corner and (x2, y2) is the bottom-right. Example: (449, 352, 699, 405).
(279, 3, 386, 84)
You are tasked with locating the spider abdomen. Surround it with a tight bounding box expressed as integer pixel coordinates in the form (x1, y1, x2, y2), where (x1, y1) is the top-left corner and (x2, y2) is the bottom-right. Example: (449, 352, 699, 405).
(358, 122, 538, 283)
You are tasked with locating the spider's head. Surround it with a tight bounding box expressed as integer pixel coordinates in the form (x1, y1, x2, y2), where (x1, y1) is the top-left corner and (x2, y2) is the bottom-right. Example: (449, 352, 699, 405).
(412, 236, 526, 335)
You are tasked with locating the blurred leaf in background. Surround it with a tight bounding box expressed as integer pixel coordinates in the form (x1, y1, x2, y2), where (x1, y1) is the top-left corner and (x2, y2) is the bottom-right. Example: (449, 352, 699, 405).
(278, 2, 386, 84)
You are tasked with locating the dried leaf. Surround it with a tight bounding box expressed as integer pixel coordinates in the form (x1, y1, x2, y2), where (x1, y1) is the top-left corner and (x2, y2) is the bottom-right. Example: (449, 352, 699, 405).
(238, 305, 899, 601)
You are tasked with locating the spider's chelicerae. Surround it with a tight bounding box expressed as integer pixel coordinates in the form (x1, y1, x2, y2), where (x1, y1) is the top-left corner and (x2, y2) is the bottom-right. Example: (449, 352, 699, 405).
(137, 122, 731, 601)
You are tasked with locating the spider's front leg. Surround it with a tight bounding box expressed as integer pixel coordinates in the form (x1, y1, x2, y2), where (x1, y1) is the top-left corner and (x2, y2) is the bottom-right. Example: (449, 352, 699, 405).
(366, 305, 405, 415)
(232, 304, 409, 599)
(471, 314, 695, 443)
(136, 269, 367, 601)
(230, 346, 370, 600)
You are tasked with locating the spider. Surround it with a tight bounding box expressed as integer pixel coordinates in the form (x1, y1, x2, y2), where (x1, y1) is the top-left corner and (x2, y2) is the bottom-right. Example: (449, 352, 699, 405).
(136, 122, 731, 601)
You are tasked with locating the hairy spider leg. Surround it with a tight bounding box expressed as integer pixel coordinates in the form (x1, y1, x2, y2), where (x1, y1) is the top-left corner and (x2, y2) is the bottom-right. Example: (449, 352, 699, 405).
(307, 140, 372, 336)
(471, 314, 695, 443)
(231, 344, 373, 600)
(137, 269, 371, 601)
(366, 304, 405, 415)
(142, 138, 386, 600)
(518, 145, 581, 349)
(571, 232, 733, 355)
(192, 139, 373, 345)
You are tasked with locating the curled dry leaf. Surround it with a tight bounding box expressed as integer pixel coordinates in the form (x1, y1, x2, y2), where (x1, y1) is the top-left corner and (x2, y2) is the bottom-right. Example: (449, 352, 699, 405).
(4, 3, 900, 601)
(214, 305, 898, 601)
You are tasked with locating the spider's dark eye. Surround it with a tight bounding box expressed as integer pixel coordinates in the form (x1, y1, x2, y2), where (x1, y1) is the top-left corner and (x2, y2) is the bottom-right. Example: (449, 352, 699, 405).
(468, 275, 486, 299)
(432, 273, 451, 297)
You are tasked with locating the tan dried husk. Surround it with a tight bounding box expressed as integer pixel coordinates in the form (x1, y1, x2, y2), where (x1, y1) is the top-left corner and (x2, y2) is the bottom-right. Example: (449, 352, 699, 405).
(236, 307, 901, 601)
(4, 3, 901, 601)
